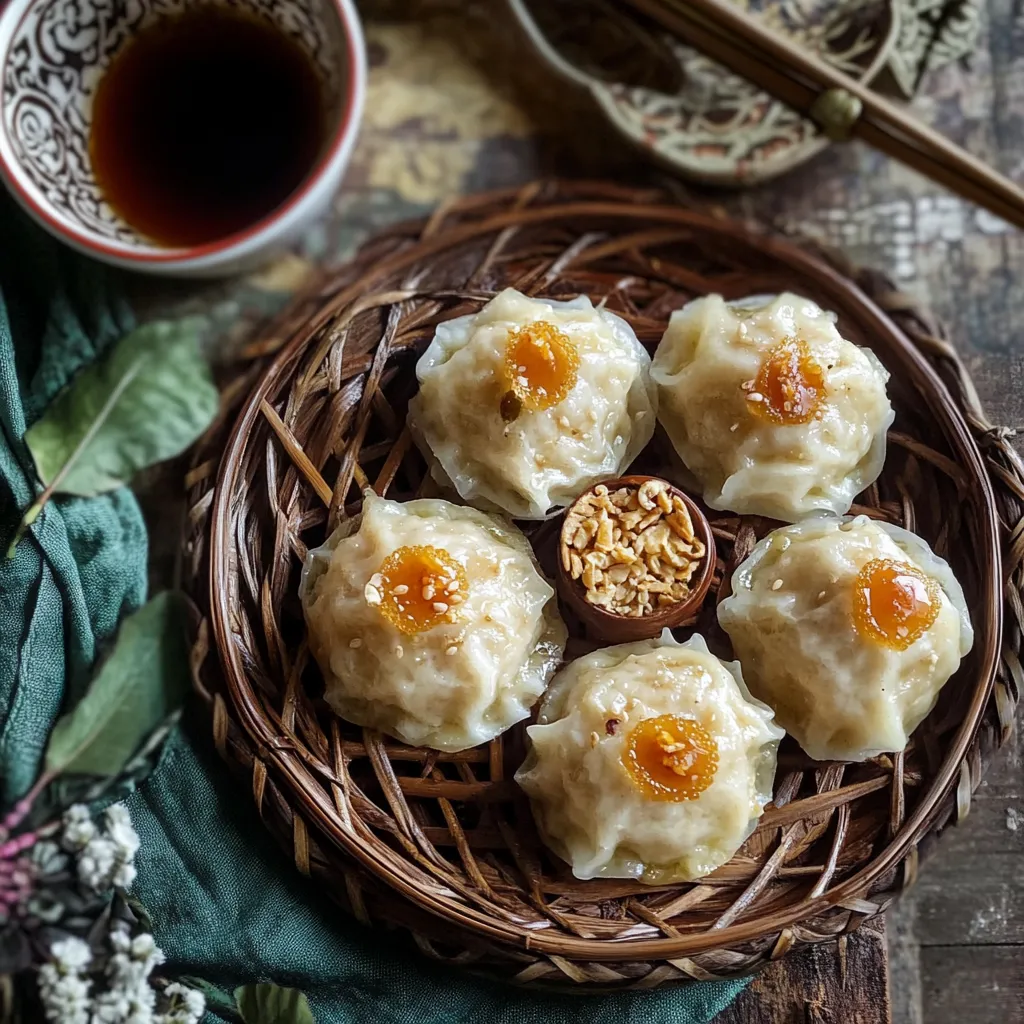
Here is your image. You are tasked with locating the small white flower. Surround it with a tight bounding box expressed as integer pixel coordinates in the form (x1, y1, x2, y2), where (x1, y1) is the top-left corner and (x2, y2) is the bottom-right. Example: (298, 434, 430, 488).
(90, 989, 132, 1023)
(51, 937, 92, 971)
(61, 804, 97, 851)
(109, 924, 132, 954)
(105, 804, 141, 861)
(92, 985, 157, 1024)
(94, 928, 162, 1024)
(37, 963, 59, 990)
(113, 862, 138, 889)
(158, 982, 206, 1024)
(38, 942, 92, 1024)
(38, 970, 91, 1024)
(65, 804, 140, 893)
(78, 836, 117, 891)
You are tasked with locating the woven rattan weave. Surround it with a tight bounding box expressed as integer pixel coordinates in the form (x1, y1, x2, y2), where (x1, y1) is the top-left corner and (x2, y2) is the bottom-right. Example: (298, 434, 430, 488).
(180, 181, 1021, 989)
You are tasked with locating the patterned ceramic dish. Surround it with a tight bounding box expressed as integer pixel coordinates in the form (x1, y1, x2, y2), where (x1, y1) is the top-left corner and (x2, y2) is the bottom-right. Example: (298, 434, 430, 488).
(0, 0, 366, 276)
(506, 0, 897, 186)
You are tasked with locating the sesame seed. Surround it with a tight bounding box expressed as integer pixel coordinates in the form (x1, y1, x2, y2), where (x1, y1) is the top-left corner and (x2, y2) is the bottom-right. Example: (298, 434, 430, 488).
(589, 731, 601, 748)
(422, 585, 435, 601)
(395, 645, 404, 658)
(747, 392, 764, 403)
(772, 579, 783, 590)
(446, 645, 459, 656)
(392, 584, 409, 595)
(432, 602, 449, 613)
(558, 415, 571, 429)
(730, 422, 739, 432)
(349, 638, 362, 648)
(446, 580, 460, 593)
(818, 591, 827, 600)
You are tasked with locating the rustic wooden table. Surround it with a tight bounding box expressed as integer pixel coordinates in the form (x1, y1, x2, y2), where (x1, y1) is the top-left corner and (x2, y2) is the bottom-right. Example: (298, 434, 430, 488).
(134, 2, 1024, 1021)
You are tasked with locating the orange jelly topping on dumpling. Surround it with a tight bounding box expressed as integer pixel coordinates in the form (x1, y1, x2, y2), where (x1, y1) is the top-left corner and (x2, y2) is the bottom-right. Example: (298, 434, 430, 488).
(747, 337, 826, 424)
(623, 714, 719, 802)
(852, 558, 941, 650)
(377, 545, 467, 635)
(503, 321, 580, 412)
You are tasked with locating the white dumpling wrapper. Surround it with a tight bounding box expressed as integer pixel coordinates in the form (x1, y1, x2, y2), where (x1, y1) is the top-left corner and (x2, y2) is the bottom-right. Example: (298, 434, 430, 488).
(718, 515, 973, 761)
(300, 493, 567, 751)
(515, 631, 783, 883)
(651, 293, 894, 522)
(408, 288, 657, 519)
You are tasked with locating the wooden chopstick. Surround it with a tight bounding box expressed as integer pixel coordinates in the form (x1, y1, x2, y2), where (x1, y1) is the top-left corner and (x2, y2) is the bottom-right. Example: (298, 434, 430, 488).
(623, 0, 1024, 231)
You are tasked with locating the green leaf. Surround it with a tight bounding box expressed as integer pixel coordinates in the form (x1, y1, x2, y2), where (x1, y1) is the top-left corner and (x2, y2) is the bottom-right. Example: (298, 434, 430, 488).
(25, 319, 217, 498)
(235, 984, 316, 1024)
(44, 592, 190, 777)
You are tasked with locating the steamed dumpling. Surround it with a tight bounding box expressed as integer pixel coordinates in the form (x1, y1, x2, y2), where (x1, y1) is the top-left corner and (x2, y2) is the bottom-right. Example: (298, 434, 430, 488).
(408, 288, 657, 519)
(718, 516, 973, 761)
(651, 293, 894, 522)
(300, 493, 566, 751)
(516, 631, 783, 883)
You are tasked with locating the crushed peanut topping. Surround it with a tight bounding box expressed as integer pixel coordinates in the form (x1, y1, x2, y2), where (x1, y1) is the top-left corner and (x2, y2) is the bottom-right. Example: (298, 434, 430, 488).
(376, 545, 467, 634)
(502, 321, 580, 412)
(623, 714, 719, 801)
(560, 478, 706, 617)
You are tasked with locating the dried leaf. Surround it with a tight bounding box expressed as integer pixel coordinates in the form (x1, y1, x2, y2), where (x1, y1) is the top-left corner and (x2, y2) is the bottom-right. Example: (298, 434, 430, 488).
(26, 319, 217, 497)
(44, 593, 190, 777)
(236, 983, 316, 1024)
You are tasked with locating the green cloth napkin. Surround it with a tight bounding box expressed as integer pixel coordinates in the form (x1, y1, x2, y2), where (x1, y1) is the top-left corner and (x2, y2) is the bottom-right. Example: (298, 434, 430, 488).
(0, 200, 747, 1023)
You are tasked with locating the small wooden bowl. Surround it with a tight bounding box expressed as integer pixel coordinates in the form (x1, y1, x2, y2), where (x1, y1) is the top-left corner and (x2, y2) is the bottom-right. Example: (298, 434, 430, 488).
(556, 474, 717, 643)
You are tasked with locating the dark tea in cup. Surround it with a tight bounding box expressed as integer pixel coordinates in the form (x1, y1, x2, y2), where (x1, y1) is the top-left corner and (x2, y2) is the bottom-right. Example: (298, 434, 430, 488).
(89, 7, 329, 248)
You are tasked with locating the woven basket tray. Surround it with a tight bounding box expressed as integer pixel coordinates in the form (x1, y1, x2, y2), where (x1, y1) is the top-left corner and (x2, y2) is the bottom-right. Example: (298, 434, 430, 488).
(180, 181, 1022, 989)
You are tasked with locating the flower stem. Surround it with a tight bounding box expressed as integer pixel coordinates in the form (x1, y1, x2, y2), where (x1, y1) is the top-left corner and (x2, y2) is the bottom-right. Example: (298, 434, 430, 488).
(0, 769, 56, 842)
(0, 833, 36, 859)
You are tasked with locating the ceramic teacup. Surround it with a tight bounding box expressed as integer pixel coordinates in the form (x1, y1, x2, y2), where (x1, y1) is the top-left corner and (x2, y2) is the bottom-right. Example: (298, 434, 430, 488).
(0, 0, 366, 277)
